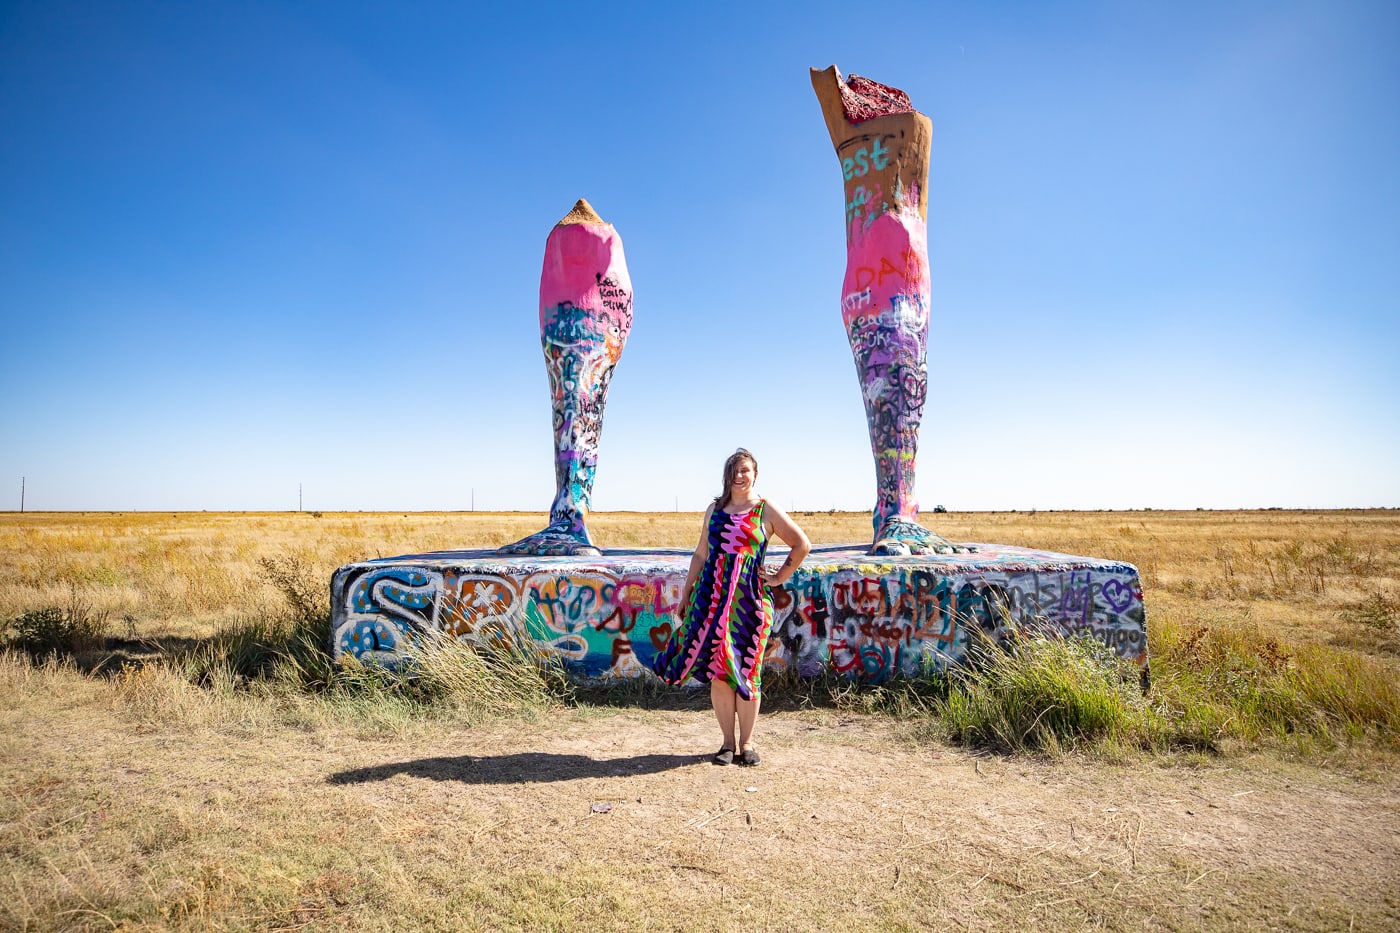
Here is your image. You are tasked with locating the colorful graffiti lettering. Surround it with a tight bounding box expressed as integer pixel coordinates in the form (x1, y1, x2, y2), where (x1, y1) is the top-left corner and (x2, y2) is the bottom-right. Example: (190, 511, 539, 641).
(518, 570, 683, 678)
(841, 135, 890, 180)
(331, 546, 1148, 684)
(834, 133, 921, 238)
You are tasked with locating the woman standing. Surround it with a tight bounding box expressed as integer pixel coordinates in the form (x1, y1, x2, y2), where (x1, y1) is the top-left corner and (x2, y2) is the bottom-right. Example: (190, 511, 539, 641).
(653, 449, 811, 766)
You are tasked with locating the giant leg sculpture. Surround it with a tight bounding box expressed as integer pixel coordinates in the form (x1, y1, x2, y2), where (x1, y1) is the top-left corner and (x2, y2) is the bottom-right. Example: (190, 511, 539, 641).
(811, 66, 972, 556)
(499, 199, 633, 557)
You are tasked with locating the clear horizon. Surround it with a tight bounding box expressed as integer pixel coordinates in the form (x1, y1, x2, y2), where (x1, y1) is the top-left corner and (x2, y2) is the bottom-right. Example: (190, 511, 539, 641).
(3, 1, 1397, 514)
(3, 506, 1395, 516)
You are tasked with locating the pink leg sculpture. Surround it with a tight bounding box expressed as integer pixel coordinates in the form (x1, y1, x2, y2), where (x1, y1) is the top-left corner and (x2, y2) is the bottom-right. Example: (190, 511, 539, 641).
(811, 66, 972, 556)
(499, 199, 633, 557)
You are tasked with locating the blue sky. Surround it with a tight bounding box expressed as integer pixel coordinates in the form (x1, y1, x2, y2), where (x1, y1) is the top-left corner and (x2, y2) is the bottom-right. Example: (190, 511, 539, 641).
(2, 0, 1396, 512)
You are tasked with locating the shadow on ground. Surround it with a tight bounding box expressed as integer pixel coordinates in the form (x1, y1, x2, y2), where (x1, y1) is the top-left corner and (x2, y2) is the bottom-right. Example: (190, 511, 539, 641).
(327, 751, 701, 786)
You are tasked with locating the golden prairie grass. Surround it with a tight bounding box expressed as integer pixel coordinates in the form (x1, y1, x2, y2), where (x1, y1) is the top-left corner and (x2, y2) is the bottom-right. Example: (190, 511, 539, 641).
(3, 510, 1399, 929)
(2, 508, 1396, 759)
(3, 508, 1397, 643)
(2, 509, 1396, 674)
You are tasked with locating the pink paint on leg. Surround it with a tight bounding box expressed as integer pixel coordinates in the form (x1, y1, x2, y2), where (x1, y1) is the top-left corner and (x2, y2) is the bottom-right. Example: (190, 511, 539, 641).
(499, 200, 633, 557)
(539, 222, 633, 330)
(841, 206, 930, 329)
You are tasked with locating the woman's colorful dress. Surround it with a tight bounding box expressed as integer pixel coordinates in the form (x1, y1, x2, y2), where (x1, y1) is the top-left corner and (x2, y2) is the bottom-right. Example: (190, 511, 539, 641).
(652, 499, 775, 699)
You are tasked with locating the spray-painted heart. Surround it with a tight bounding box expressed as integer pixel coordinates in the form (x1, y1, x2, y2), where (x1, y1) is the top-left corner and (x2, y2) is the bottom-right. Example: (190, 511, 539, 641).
(1101, 578, 1136, 613)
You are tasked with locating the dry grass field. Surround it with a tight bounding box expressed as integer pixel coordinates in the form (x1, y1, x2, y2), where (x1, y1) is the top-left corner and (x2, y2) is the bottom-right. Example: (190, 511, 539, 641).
(3, 509, 1398, 930)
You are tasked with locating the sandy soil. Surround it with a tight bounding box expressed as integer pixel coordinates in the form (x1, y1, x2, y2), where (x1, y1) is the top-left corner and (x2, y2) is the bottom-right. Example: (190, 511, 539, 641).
(10, 687, 1398, 931)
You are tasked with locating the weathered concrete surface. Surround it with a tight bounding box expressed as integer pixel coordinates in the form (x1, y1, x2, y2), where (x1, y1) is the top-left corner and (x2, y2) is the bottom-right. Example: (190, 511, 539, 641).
(331, 544, 1145, 681)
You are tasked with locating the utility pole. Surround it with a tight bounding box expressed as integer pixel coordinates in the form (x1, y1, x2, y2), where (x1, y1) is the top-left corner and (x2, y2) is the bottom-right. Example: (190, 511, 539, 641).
(19, 476, 24, 513)
(471, 488, 475, 512)
(299, 483, 303, 512)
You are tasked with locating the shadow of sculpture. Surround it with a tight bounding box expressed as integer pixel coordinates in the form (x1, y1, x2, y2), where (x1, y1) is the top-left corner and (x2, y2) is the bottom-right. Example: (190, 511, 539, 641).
(327, 751, 700, 786)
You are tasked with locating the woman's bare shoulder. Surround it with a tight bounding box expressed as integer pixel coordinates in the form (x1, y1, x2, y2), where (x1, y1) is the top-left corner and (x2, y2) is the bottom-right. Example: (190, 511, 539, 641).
(763, 500, 809, 544)
(762, 498, 792, 521)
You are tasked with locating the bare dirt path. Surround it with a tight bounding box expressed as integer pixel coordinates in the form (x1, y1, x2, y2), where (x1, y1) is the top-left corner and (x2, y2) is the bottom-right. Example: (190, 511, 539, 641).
(7, 684, 1398, 931)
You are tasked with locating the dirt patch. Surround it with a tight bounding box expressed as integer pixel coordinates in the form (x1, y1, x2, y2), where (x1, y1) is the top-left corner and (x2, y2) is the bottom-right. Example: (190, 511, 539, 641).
(7, 678, 1398, 930)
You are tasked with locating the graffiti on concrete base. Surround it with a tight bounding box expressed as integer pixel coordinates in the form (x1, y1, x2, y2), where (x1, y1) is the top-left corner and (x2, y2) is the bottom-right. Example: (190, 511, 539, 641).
(330, 545, 1146, 682)
(767, 565, 1144, 683)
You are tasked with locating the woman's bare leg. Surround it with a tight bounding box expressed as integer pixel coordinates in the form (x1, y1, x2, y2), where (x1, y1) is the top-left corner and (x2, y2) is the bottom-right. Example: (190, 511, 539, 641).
(499, 199, 633, 557)
(736, 695, 761, 752)
(811, 66, 972, 556)
(711, 680, 738, 751)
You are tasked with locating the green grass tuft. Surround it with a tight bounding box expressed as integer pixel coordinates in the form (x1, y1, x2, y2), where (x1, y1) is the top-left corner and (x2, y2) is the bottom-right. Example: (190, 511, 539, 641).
(933, 634, 1154, 754)
(1149, 615, 1400, 749)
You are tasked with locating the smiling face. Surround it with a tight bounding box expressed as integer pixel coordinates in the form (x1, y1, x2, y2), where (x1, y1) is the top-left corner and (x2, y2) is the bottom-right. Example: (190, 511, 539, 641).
(725, 452, 758, 501)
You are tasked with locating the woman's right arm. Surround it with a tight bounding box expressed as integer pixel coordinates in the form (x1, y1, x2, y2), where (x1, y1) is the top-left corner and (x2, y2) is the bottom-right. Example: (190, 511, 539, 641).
(679, 504, 713, 613)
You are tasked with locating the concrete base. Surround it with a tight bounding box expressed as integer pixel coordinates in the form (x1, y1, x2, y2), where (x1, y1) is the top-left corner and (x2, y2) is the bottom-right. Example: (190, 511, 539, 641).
(330, 544, 1146, 682)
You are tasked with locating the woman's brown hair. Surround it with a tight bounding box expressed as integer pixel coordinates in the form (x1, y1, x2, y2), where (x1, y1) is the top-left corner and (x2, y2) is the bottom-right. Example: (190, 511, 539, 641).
(715, 448, 758, 510)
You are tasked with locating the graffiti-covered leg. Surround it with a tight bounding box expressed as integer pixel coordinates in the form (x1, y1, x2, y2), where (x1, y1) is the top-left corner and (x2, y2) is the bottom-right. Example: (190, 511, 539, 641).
(499, 199, 633, 557)
(811, 66, 972, 557)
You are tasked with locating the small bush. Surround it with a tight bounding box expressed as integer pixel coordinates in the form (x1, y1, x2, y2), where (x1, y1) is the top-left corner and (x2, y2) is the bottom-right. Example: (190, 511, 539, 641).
(3, 601, 110, 659)
(1341, 592, 1398, 631)
(258, 554, 329, 625)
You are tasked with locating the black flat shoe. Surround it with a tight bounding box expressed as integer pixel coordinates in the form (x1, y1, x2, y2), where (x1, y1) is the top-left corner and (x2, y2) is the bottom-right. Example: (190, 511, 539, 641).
(712, 747, 735, 766)
(738, 746, 761, 767)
